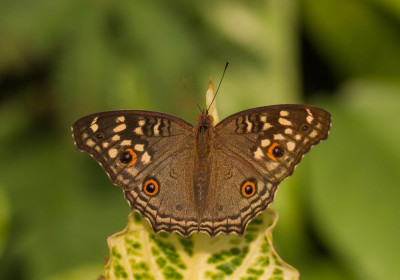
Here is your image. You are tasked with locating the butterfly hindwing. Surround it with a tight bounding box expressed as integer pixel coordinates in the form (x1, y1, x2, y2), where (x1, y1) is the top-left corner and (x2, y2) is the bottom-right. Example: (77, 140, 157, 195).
(123, 147, 199, 236)
(199, 148, 278, 236)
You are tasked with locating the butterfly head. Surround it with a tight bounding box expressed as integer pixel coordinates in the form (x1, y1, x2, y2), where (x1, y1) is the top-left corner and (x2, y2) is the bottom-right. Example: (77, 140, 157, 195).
(196, 110, 214, 133)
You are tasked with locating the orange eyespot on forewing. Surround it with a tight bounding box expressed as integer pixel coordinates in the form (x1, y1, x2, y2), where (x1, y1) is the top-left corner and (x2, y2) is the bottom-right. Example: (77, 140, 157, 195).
(267, 142, 284, 161)
(143, 179, 159, 196)
(120, 148, 137, 167)
(241, 181, 256, 198)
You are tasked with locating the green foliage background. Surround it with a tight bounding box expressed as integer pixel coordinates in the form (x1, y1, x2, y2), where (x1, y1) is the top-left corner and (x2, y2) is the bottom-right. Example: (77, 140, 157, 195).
(0, 0, 399, 279)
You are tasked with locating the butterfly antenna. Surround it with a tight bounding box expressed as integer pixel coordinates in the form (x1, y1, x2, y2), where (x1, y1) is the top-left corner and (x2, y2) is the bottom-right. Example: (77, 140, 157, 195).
(207, 60, 229, 111)
(181, 78, 202, 113)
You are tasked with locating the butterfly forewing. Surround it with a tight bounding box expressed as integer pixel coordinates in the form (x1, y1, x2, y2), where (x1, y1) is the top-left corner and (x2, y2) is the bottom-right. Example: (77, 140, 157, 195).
(72, 110, 193, 188)
(215, 105, 331, 183)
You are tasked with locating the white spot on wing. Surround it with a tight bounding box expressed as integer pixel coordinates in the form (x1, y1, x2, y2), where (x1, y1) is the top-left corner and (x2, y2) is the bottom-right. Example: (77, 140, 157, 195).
(284, 128, 292, 134)
(141, 152, 151, 164)
(102, 142, 109, 148)
(91, 117, 98, 125)
(134, 119, 145, 135)
(309, 129, 318, 138)
(153, 118, 161, 136)
(261, 139, 271, 147)
(134, 144, 144, 151)
(306, 109, 314, 124)
(90, 124, 99, 133)
(245, 116, 253, 133)
(279, 118, 292, 126)
(108, 148, 118, 158)
(254, 147, 264, 160)
(121, 140, 132, 146)
(116, 116, 125, 123)
(274, 134, 284, 140)
(280, 110, 289, 116)
(113, 124, 126, 133)
(263, 123, 272, 130)
(134, 127, 143, 135)
(86, 139, 96, 147)
(287, 141, 296, 151)
(112, 135, 120, 141)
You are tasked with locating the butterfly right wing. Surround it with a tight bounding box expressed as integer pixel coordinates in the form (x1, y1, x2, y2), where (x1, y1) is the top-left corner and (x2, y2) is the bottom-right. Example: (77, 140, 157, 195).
(72, 110, 199, 236)
(199, 105, 331, 236)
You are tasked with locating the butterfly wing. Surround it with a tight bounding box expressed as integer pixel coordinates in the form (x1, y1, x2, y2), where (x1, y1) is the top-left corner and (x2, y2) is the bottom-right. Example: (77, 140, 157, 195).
(72, 110, 199, 236)
(200, 105, 331, 236)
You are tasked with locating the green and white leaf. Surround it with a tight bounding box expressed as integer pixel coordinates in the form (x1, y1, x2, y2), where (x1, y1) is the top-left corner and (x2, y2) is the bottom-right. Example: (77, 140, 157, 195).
(103, 210, 299, 280)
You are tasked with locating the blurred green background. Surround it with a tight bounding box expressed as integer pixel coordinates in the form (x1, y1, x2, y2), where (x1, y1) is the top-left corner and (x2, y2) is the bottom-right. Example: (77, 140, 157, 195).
(1, 0, 399, 279)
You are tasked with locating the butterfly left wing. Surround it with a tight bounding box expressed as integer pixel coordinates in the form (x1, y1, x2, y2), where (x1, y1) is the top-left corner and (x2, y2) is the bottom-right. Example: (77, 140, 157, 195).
(72, 110, 203, 236)
(199, 105, 331, 236)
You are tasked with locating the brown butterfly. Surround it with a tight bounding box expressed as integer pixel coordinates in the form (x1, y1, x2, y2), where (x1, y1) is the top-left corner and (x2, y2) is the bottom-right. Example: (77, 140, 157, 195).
(72, 104, 331, 237)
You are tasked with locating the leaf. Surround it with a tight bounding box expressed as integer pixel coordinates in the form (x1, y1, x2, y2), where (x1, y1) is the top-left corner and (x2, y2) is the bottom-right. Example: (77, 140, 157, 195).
(103, 210, 299, 280)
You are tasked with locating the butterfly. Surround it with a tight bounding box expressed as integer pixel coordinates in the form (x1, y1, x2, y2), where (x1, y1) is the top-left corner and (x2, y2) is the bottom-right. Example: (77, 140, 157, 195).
(72, 104, 331, 237)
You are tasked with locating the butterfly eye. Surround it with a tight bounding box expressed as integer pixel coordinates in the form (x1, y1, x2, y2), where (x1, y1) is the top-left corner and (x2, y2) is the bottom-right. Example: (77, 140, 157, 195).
(143, 179, 159, 196)
(120, 148, 137, 167)
(241, 181, 256, 198)
(267, 142, 285, 160)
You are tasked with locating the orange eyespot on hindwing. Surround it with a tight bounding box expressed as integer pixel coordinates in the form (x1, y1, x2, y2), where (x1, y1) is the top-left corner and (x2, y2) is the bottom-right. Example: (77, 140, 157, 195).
(120, 148, 137, 167)
(267, 142, 285, 161)
(143, 179, 159, 196)
(241, 181, 256, 198)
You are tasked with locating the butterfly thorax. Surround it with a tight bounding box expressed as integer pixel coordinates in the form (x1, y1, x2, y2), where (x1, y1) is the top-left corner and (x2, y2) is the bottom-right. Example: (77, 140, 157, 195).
(193, 111, 215, 220)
